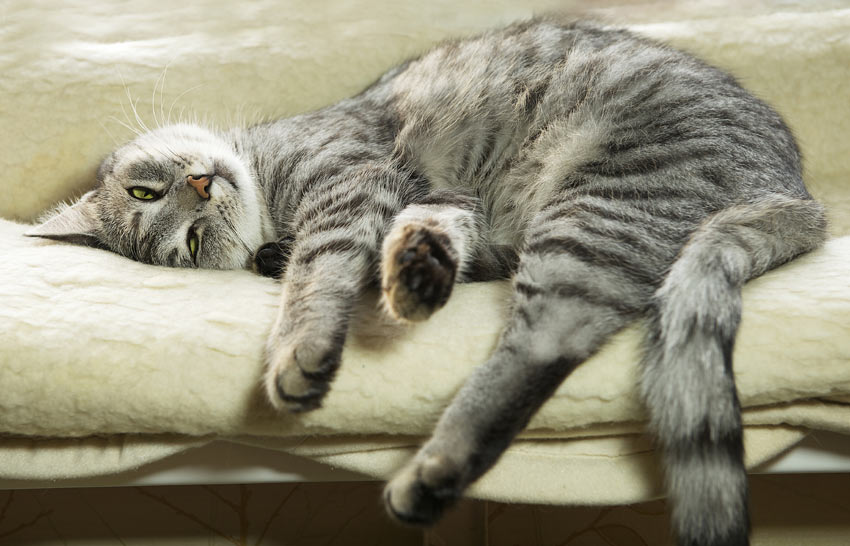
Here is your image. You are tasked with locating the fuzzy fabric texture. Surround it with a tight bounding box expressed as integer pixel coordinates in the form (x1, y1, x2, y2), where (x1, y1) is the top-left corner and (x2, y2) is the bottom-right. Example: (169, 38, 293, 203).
(2, 0, 850, 504)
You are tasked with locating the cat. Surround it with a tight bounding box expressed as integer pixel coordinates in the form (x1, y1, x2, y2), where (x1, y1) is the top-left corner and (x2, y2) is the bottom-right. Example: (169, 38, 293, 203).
(27, 18, 827, 546)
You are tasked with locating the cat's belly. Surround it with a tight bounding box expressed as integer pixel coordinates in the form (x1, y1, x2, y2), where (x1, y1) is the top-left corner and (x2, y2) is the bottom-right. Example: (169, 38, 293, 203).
(484, 116, 612, 247)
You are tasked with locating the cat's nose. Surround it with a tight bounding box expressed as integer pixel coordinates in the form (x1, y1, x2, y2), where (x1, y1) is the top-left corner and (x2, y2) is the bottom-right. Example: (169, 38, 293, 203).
(187, 175, 211, 199)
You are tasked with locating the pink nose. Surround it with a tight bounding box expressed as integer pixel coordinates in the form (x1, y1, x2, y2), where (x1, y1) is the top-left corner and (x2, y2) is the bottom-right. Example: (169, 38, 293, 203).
(187, 175, 211, 199)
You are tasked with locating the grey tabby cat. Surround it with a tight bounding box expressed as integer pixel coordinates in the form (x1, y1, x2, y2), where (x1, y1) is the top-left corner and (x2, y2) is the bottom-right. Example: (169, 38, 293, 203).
(28, 18, 826, 546)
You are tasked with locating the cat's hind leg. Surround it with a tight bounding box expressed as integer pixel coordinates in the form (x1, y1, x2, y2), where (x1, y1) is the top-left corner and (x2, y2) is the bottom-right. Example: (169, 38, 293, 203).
(641, 194, 826, 546)
(383, 209, 655, 524)
(381, 190, 515, 322)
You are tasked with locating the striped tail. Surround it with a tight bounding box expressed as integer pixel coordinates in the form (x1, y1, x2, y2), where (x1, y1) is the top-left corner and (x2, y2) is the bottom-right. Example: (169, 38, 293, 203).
(639, 195, 826, 546)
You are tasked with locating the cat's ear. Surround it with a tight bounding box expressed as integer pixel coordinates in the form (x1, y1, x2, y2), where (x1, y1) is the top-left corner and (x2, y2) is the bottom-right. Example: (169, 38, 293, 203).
(25, 190, 104, 248)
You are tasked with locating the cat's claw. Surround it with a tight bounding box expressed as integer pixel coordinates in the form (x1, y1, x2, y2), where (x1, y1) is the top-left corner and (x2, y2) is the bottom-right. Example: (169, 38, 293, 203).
(382, 226, 456, 322)
(383, 453, 462, 526)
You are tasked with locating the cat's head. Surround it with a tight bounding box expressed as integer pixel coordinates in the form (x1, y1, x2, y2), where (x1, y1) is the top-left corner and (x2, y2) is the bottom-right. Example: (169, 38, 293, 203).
(27, 124, 273, 270)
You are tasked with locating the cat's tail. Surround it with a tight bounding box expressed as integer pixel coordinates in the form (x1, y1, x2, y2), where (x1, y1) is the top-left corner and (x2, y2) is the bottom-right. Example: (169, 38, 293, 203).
(639, 193, 826, 546)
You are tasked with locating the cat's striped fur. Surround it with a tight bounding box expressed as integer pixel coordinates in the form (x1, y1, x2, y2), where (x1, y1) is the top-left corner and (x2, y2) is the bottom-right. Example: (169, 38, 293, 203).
(29, 18, 827, 546)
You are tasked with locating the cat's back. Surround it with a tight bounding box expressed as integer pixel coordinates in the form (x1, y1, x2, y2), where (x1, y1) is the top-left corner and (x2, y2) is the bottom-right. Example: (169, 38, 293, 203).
(386, 19, 803, 197)
(388, 19, 700, 133)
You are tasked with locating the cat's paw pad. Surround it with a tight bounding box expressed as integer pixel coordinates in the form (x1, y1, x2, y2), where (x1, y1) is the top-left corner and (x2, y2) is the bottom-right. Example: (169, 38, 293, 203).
(382, 226, 456, 322)
(264, 335, 342, 413)
(383, 454, 461, 526)
(252, 237, 294, 279)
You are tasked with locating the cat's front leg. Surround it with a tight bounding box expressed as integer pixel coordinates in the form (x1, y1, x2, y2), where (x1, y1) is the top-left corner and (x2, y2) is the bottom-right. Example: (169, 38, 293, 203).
(264, 165, 407, 412)
(381, 190, 515, 322)
(264, 249, 365, 412)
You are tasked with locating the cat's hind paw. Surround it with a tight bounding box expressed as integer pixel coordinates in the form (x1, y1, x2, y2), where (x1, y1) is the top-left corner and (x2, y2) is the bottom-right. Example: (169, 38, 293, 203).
(381, 225, 456, 322)
(383, 453, 462, 526)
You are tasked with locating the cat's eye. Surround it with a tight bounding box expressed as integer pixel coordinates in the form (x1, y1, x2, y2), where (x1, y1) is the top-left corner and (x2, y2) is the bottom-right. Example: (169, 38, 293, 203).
(129, 187, 160, 201)
(187, 229, 199, 261)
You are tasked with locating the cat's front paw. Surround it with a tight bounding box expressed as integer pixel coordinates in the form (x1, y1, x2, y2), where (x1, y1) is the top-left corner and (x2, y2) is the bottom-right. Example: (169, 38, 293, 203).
(384, 453, 462, 526)
(263, 329, 343, 412)
(252, 237, 294, 279)
(381, 226, 456, 322)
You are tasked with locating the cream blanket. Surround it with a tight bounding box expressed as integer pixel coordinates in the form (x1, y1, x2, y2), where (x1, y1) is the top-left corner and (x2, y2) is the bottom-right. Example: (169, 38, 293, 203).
(2, 0, 849, 505)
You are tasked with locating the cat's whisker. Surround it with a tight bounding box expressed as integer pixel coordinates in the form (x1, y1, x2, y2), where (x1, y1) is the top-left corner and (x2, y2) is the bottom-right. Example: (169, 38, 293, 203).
(118, 102, 137, 136)
(119, 73, 155, 136)
(120, 91, 145, 136)
(217, 207, 255, 259)
(107, 115, 143, 138)
(116, 71, 145, 137)
(151, 68, 163, 129)
(98, 120, 122, 147)
(158, 57, 178, 129)
(178, 106, 189, 125)
(130, 97, 151, 134)
(120, 74, 152, 135)
(167, 83, 206, 126)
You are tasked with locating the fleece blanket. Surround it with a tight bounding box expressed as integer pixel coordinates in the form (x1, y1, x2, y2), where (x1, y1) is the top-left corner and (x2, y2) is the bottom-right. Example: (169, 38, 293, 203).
(2, 0, 850, 505)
